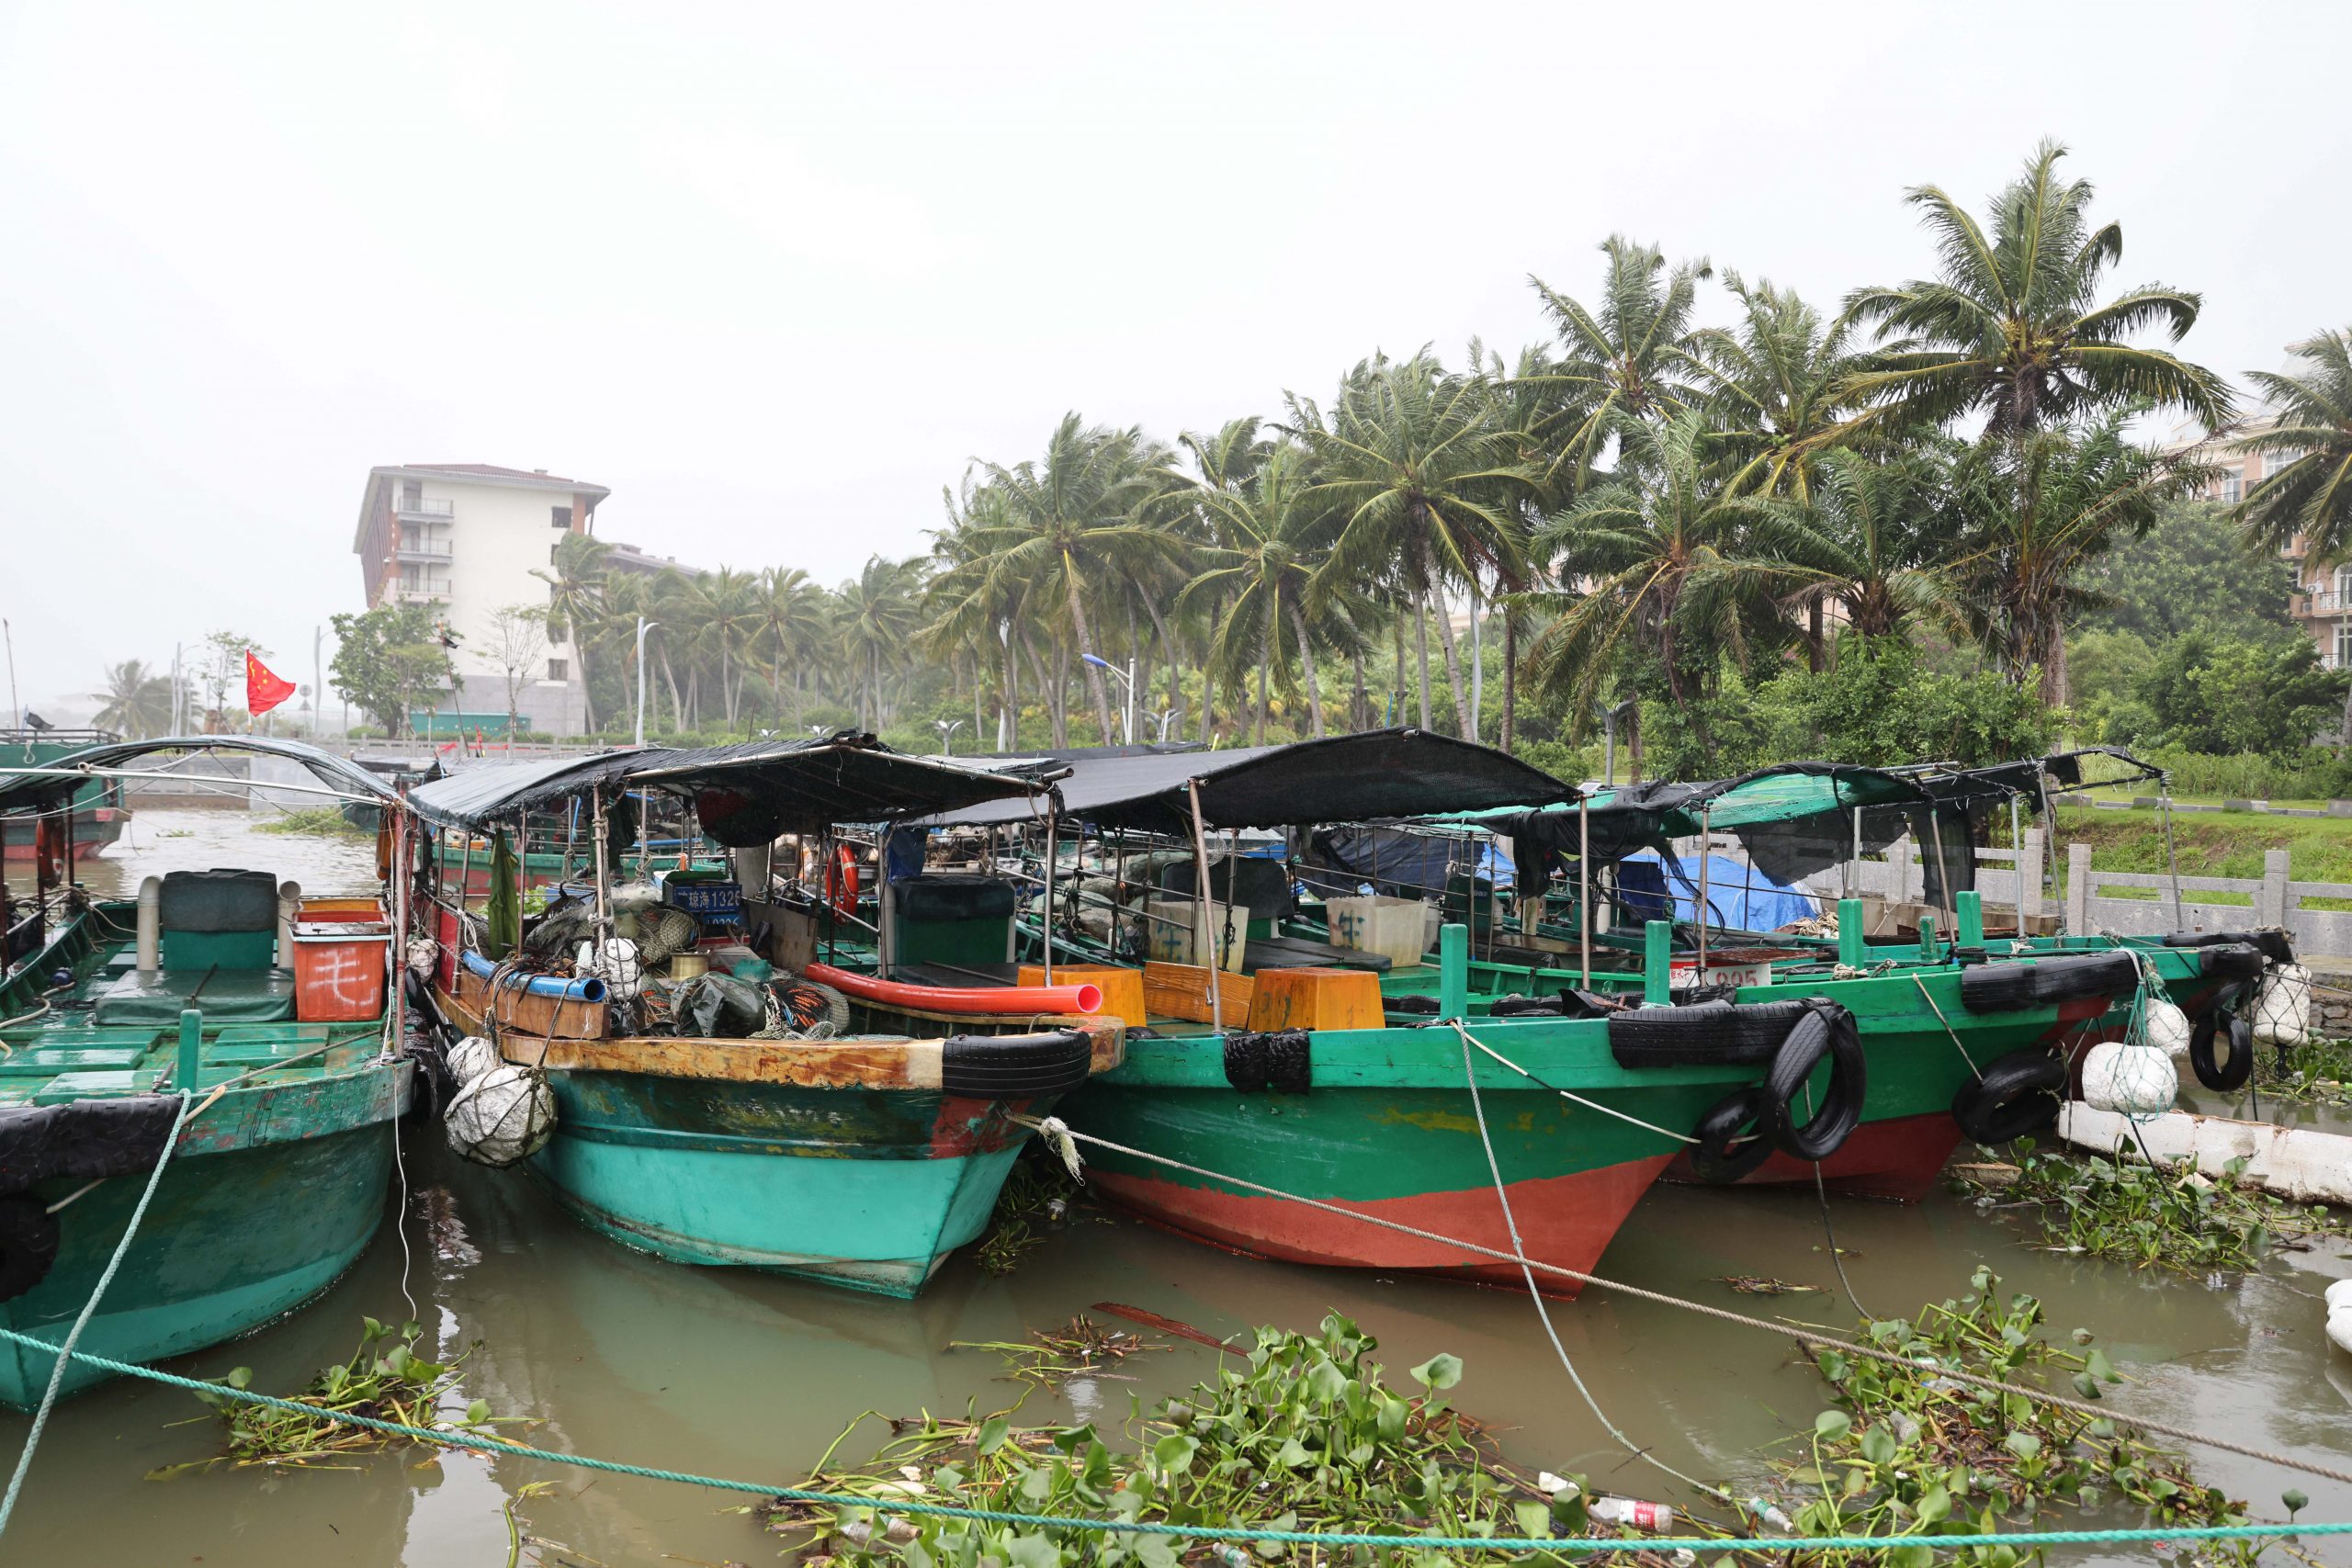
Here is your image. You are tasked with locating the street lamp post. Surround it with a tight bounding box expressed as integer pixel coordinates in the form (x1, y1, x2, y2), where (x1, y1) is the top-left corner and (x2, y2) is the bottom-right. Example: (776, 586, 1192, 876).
(634, 618, 660, 749)
(1081, 654, 1137, 745)
(933, 717, 967, 756)
(1596, 699, 1636, 786)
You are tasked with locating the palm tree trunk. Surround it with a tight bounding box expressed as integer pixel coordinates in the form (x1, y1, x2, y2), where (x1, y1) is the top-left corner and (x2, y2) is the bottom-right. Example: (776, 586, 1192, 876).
(1807, 593, 1826, 674)
(1133, 591, 1181, 731)
(1288, 598, 1326, 739)
(1391, 612, 1406, 728)
(1432, 581, 1472, 740)
(1061, 565, 1116, 742)
(1351, 645, 1368, 732)
(576, 644, 596, 732)
(1411, 586, 1434, 730)
(1467, 575, 1484, 744)
(1500, 611, 1516, 755)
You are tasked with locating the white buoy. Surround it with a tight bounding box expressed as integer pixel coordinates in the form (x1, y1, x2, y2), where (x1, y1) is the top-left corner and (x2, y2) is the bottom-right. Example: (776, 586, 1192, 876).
(2143, 997, 2191, 1059)
(2326, 1280, 2352, 1357)
(577, 937, 642, 1000)
(445, 1033, 501, 1083)
(2080, 1041, 2178, 1117)
(445, 1063, 558, 1168)
(2255, 963, 2312, 1047)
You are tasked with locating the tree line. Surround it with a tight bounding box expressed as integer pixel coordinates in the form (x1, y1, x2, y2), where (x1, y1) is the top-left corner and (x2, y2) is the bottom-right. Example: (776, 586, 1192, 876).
(95, 142, 2352, 776)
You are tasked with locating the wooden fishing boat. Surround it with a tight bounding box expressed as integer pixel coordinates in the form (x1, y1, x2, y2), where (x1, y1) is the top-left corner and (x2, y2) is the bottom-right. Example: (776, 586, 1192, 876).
(0, 738, 417, 1407)
(410, 738, 1115, 1298)
(0, 728, 130, 866)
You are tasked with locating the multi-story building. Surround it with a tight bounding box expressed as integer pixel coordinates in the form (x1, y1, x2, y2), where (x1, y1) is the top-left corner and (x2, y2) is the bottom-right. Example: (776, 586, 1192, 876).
(2165, 415, 2339, 665)
(352, 463, 613, 733)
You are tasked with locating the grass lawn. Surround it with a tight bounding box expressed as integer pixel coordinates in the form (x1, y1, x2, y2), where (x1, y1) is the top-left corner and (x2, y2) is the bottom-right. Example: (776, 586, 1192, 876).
(2043, 806, 2352, 907)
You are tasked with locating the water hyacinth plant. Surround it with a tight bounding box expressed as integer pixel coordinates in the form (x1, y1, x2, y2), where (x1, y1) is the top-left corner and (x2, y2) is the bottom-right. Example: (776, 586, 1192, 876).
(1778, 1268, 2255, 1567)
(1962, 1139, 2336, 1276)
(763, 1313, 1659, 1567)
(152, 1315, 524, 1476)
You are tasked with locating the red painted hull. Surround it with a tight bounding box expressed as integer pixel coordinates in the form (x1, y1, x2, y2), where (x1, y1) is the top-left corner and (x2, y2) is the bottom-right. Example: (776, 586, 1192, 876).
(1091, 1154, 1676, 1296)
(1661, 1110, 1961, 1201)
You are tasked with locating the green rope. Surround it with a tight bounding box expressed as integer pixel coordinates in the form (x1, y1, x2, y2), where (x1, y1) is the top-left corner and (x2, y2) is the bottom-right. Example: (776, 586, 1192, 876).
(0, 1089, 194, 1536)
(0, 1324, 2341, 1555)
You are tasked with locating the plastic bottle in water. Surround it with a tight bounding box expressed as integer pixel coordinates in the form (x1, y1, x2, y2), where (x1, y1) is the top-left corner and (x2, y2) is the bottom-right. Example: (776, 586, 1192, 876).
(1588, 1495, 1674, 1531)
(1743, 1497, 1795, 1533)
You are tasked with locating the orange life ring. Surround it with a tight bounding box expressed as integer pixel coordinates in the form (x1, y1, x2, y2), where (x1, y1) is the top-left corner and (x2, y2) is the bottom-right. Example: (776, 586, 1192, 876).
(825, 844, 860, 920)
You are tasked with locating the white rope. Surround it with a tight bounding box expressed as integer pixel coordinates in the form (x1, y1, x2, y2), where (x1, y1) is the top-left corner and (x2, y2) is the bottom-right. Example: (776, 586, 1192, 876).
(1910, 975, 1984, 1081)
(1449, 1021, 1699, 1145)
(1455, 1030, 1733, 1504)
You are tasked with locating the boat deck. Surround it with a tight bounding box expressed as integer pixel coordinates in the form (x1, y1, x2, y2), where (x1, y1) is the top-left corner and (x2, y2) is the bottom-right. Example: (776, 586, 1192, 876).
(1, 934, 387, 1106)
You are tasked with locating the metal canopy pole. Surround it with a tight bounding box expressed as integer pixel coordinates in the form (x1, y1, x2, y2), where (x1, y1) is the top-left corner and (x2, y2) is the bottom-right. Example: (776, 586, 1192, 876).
(1186, 777, 1222, 1034)
(1041, 800, 1058, 984)
(2037, 771, 2064, 927)
(1578, 796, 1591, 988)
(2008, 795, 2025, 938)
(1695, 807, 1711, 977)
(1849, 807, 1863, 901)
(1926, 807, 1956, 950)
(2159, 782, 2185, 931)
(590, 786, 612, 943)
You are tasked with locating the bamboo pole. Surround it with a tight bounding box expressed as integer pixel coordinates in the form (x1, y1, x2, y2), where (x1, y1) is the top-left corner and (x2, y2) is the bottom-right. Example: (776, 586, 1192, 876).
(1187, 778, 1221, 1034)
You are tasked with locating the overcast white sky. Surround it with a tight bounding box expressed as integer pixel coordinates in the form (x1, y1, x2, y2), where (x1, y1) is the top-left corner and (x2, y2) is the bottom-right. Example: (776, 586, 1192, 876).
(2, 0, 2345, 718)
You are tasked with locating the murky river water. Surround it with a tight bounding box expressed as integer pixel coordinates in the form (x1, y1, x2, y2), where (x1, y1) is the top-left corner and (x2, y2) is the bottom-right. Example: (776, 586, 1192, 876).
(6, 813, 2351, 1564)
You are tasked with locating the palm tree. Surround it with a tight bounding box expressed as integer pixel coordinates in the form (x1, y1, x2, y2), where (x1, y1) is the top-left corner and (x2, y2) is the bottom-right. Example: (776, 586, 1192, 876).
(88, 659, 175, 738)
(752, 567, 826, 729)
(1520, 236, 1713, 491)
(1689, 274, 1869, 502)
(1841, 141, 2232, 435)
(531, 534, 612, 731)
(1285, 351, 1531, 737)
(1521, 410, 1819, 728)
(835, 557, 924, 731)
(684, 567, 761, 730)
(1176, 444, 1362, 743)
(966, 414, 1173, 743)
(1787, 446, 1958, 650)
(2233, 328, 2352, 562)
(1943, 412, 2210, 703)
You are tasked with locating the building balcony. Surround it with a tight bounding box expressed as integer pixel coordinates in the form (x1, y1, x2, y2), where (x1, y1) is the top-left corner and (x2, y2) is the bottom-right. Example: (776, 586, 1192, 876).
(396, 537, 454, 560)
(394, 497, 456, 519)
(393, 584, 451, 604)
(2294, 590, 2350, 617)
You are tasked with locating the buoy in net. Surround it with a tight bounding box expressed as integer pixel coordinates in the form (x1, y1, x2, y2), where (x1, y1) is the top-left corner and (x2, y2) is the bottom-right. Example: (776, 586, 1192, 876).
(2143, 997, 2190, 1058)
(576, 937, 642, 1000)
(2080, 1040, 2177, 1117)
(446, 1033, 500, 1084)
(445, 1063, 558, 1168)
(2254, 963, 2312, 1047)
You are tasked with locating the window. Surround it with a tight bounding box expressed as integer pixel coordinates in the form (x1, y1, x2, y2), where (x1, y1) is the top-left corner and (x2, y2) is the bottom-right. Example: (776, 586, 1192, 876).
(2334, 622, 2352, 671)
(550, 505, 572, 529)
(2267, 447, 2303, 481)
(547, 659, 569, 682)
(2221, 468, 2244, 504)
(400, 482, 422, 511)
(550, 544, 560, 564)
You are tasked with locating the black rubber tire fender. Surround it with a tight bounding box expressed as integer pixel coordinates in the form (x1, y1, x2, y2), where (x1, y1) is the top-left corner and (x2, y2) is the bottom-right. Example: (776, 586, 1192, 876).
(1605, 999, 1815, 1068)
(2188, 1011, 2256, 1092)
(939, 1030, 1094, 1098)
(1758, 999, 1867, 1162)
(2195, 944, 2267, 983)
(1951, 1053, 2067, 1145)
(1958, 951, 2141, 1014)
(2164, 929, 2296, 967)
(0, 1194, 61, 1304)
(1688, 1088, 1774, 1183)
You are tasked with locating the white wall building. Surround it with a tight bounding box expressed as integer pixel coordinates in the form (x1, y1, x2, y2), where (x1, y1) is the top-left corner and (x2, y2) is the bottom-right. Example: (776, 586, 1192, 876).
(352, 463, 611, 733)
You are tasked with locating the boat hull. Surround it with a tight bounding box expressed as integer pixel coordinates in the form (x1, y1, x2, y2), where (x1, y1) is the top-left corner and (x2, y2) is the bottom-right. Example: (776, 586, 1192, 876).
(1069, 1024, 1748, 1293)
(0, 807, 127, 862)
(0, 1071, 408, 1408)
(529, 1071, 1049, 1298)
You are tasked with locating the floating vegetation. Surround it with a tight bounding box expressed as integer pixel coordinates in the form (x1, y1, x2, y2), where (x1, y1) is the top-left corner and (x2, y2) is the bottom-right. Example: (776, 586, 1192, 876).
(950, 1314, 1168, 1390)
(2256, 1035, 2352, 1105)
(1960, 1139, 2336, 1276)
(150, 1316, 524, 1476)
(974, 1145, 1096, 1276)
(1770, 1268, 2256, 1564)
(761, 1313, 1682, 1566)
(1714, 1275, 1825, 1296)
(254, 805, 374, 840)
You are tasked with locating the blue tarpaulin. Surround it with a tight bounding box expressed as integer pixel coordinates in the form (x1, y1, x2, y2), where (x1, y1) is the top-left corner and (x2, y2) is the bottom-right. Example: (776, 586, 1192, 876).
(1618, 852, 1814, 931)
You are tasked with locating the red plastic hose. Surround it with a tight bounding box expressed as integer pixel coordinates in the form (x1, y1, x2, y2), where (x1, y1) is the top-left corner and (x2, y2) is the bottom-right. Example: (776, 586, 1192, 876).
(804, 961, 1102, 1018)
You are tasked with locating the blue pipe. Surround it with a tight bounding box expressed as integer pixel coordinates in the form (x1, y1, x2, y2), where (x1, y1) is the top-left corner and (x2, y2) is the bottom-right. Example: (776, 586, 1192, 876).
(459, 948, 607, 1003)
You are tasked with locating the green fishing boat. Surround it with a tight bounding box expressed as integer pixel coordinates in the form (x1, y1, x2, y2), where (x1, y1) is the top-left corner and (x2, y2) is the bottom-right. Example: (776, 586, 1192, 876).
(411, 739, 1110, 1298)
(0, 738, 417, 1408)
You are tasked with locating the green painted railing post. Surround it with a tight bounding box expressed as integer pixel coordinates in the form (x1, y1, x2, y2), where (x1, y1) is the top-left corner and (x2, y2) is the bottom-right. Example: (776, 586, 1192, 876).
(1917, 913, 1938, 961)
(1644, 920, 1672, 1006)
(176, 1009, 202, 1092)
(1438, 923, 1468, 1021)
(1955, 890, 1984, 946)
(1837, 897, 1868, 968)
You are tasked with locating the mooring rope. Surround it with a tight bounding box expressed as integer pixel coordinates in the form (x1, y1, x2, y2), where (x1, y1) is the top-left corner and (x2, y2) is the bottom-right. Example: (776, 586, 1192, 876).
(1008, 1114, 2352, 1487)
(1450, 1021, 1699, 1145)
(0, 1088, 195, 1534)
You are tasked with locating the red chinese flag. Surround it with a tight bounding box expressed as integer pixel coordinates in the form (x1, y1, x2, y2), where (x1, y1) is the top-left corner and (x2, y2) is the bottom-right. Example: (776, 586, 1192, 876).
(245, 651, 297, 716)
